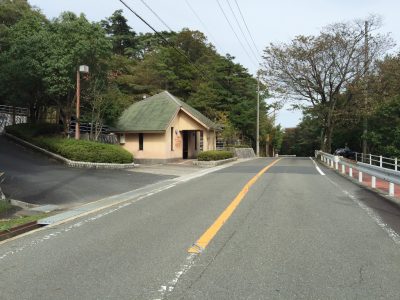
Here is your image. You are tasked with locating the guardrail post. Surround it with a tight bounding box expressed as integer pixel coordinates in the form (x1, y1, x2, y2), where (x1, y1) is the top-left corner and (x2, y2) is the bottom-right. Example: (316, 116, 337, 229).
(355, 152, 358, 162)
(371, 176, 376, 188)
(341, 164, 345, 174)
(349, 167, 353, 177)
(358, 171, 363, 183)
(395, 157, 398, 171)
(389, 183, 395, 197)
(330, 159, 334, 168)
(380, 156, 383, 168)
(369, 154, 372, 165)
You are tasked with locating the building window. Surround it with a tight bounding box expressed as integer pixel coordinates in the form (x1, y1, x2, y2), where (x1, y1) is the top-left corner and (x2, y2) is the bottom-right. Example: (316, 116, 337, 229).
(139, 133, 144, 150)
(171, 127, 174, 151)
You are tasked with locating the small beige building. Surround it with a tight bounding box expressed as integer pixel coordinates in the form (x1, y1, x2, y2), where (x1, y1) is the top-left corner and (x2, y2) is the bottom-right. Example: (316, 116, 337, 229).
(115, 91, 219, 163)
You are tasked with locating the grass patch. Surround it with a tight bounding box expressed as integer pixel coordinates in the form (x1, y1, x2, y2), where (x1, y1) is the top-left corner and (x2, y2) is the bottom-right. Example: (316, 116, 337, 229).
(0, 201, 13, 214)
(6, 123, 133, 163)
(197, 150, 234, 161)
(0, 213, 48, 232)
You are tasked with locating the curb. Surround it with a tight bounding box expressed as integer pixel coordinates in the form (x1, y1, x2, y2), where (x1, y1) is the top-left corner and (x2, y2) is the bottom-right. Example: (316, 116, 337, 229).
(4, 133, 137, 169)
(192, 157, 238, 167)
(0, 156, 260, 244)
(316, 159, 400, 207)
(0, 221, 41, 241)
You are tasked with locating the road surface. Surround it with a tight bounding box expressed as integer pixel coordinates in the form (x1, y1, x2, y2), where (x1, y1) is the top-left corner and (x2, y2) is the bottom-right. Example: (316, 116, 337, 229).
(0, 157, 400, 299)
(0, 135, 173, 206)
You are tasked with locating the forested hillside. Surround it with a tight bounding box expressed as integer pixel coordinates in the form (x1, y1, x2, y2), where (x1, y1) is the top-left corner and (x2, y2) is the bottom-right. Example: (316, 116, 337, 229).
(0, 0, 277, 151)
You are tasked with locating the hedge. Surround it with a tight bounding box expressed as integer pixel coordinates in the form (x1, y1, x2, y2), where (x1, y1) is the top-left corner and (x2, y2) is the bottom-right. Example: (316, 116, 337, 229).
(197, 150, 233, 161)
(6, 123, 133, 164)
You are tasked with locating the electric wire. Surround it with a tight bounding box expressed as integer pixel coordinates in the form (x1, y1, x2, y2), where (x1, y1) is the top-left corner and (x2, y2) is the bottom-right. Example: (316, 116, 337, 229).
(117, 0, 208, 81)
(138, 0, 173, 32)
(184, 0, 223, 51)
(233, 0, 261, 57)
(215, 0, 258, 68)
(225, 0, 260, 65)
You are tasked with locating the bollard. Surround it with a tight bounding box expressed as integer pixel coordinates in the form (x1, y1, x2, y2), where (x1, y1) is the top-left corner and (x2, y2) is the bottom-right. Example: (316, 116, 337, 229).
(349, 168, 353, 177)
(358, 171, 363, 183)
(371, 176, 376, 188)
(341, 164, 345, 174)
(389, 183, 395, 197)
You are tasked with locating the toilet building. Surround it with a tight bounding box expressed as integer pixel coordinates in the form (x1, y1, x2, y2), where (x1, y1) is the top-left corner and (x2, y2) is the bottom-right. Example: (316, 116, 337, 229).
(115, 91, 219, 163)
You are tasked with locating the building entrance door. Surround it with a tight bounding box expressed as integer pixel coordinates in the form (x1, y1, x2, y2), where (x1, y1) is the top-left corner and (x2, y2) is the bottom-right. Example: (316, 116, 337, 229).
(182, 131, 189, 159)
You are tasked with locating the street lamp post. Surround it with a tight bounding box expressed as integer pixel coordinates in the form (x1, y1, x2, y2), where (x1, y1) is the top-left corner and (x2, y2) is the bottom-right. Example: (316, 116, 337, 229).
(75, 65, 89, 140)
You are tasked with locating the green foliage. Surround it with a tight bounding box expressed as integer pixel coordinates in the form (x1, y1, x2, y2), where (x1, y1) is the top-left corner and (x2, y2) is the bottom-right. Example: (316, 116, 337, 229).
(101, 9, 136, 56)
(280, 115, 321, 156)
(6, 124, 133, 163)
(0, 201, 13, 214)
(0, 213, 48, 232)
(6, 123, 62, 139)
(34, 138, 133, 163)
(1, 7, 274, 146)
(197, 150, 233, 161)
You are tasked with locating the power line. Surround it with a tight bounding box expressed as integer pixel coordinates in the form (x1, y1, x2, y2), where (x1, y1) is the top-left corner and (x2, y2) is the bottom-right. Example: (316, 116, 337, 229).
(117, 0, 208, 80)
(184, 0, 223, 51)
(225, 0, 260, 65)
(215, 0, 258, 68)
(233, 0, 261, 57)
(138, 0, 173, 32)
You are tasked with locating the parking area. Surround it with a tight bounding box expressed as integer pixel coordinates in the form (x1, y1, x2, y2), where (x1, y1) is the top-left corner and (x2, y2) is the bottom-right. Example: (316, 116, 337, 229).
(0, 135, 175, 208)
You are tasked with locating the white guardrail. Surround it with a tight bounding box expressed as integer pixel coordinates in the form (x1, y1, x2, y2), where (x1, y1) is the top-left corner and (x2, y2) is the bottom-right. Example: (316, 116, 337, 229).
(354, 152, 398, 171)
(315, 150, 400, 197)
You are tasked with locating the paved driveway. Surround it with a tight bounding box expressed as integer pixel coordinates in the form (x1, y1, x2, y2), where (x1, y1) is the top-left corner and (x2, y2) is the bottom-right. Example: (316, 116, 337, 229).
(0, 135, 174, 207)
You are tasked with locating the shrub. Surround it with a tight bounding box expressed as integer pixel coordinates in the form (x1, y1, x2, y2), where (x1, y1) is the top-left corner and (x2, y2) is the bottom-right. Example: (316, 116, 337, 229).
(6, 123, 133, 163)
(197, 150, 233, 161)
(6, 123, 62, 140)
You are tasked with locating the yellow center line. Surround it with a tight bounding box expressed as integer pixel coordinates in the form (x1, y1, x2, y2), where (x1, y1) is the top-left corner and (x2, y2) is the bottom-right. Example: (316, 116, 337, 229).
(188, 158, 282, 254)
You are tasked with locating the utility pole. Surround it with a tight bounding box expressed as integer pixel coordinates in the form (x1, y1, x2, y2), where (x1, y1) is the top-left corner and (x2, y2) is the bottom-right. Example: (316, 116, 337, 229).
(362, 21, 369, 160)
(256, 71, 260, 156)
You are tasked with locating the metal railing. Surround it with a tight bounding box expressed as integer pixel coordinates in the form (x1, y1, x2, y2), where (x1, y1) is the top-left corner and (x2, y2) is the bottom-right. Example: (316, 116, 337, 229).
(0, 105, 29, 116)
(315, 150, 400, 197)
(354, 152, 398, 171)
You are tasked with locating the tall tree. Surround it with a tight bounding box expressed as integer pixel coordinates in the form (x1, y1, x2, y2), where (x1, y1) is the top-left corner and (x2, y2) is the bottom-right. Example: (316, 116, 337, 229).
(101, 9, 136, 56)
(0, 10, 50, 118)
(262, 15, 392, 152)
(43, 12, 112, 130)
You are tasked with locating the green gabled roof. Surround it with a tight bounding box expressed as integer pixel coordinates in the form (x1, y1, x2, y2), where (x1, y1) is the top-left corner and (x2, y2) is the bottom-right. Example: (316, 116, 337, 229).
(116, 91, 218, 132)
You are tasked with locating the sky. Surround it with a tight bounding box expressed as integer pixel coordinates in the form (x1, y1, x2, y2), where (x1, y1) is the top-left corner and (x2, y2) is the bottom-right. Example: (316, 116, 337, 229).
(28, 0, 400, 128)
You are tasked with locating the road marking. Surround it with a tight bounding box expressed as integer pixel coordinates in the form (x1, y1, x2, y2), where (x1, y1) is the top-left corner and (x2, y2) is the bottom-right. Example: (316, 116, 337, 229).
(325, 175, 400, 245)
(188, 158, 282, 254)
(309, 157, 325, 175)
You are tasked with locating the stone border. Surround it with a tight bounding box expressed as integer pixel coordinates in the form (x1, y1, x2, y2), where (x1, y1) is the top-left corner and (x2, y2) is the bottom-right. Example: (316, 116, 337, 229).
(4, 133, 136, 169)
(192, 157, 237, 167)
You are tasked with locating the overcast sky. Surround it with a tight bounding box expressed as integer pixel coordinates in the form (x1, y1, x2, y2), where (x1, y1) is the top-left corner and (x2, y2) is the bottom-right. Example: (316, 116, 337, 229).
(28, 0, 400, 128)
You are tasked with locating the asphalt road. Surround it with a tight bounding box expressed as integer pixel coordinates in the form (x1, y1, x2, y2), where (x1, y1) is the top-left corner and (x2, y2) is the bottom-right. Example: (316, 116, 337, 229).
(0, 135, 173, 207)
(1, 157, 400, 299)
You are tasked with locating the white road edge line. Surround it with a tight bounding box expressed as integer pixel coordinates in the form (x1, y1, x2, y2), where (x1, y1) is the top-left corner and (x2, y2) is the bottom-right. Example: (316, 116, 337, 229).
(324, 173, 400, 245)
(309, 157, 325, 175)
(0, 158, 261, 258)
